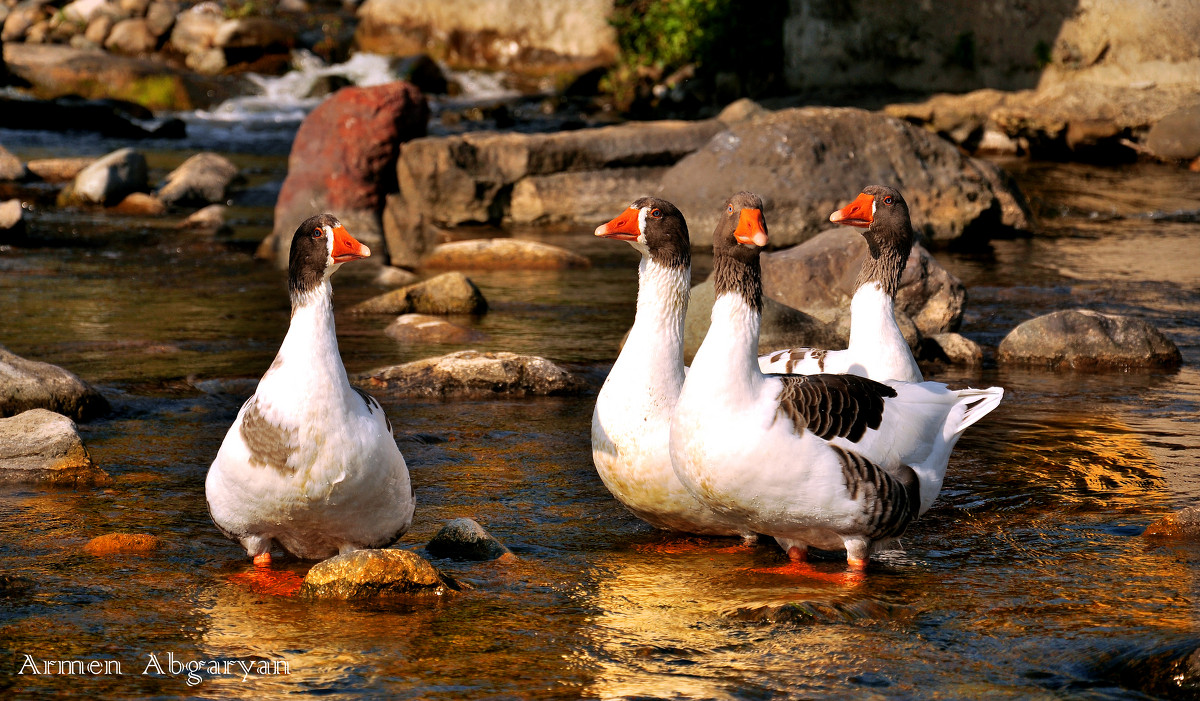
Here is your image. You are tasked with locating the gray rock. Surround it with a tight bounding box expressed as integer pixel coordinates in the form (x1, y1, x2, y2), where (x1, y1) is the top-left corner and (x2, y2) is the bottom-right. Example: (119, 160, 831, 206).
(927, 332, 984, 366)
(394, 119, 724, 229)
(658, 107, 1031, 247)
(998, 309, 1182, 370)
(421, 238, 590, 271)
(761, 228, 967, 336)
(426, 518, 515, 561)
(385, 314, 487, 344)
(509, 166, 669, 225)
(1146, 104, 1200, 162)
(0, 345, 110, 421)
(0, 409, 110, 487)
(157, 152, 240, 206)
(68, 147, 148, 206)
(213, 16, 292, 52)
(299, 548, 460, 600)
(104, 18, 157, 55)
(167, 2, 222, 58)
(144, 0, 178, 38)
(374, 265, 420, 287)
(351, 272, 487, 315)
(0, 200, 25, 239)
(0, 145, 27, 181)
(176, 203, 231, 234)
(357, 350, 588, 398)
(685, 279, 844, 363)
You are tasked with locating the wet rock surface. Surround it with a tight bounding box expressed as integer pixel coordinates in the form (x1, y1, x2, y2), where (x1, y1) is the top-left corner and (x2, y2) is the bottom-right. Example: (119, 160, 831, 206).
(357, 350, 588, 398)
(84, 533, 164, 556)
(385, 314, 487, 344)
(998, 309, 1182, 370)
(421, 238, 590, 270)
(352, 272, 488, 315)
(299, 548, 460, 600)
(659, 107, 1031, 248)
(0, 409, 109, 487)
(1143, 507, 1200, 539)
(0, 345, 110, 421)
(425, 518, 515, 562)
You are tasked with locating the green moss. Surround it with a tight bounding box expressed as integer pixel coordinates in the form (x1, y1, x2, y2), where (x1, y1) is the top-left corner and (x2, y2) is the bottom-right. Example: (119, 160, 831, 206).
(1034, 39, 1053, 68)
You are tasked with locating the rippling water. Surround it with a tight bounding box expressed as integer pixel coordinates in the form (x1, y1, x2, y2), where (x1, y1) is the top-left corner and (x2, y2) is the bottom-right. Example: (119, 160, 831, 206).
(2, 114, 1200, 697)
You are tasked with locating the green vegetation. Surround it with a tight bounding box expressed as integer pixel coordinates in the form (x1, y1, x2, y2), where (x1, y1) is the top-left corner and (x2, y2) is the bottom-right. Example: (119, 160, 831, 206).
(603, 0, 787, 115)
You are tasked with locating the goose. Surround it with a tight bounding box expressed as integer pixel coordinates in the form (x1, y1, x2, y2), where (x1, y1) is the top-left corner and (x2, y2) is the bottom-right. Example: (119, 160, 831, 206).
(206, 213, 415, 566)
(591, 197, 751, 538)
(759, 185, 922, 383)
(669, 192, 1003, 570)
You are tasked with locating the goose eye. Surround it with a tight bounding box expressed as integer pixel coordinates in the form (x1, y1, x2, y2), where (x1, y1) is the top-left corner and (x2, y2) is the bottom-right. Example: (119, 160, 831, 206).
(650, 209, 662, 219)
(727, 205, 733, 213)
(882, 196, 894, 205)
(312, 228, 325, 239)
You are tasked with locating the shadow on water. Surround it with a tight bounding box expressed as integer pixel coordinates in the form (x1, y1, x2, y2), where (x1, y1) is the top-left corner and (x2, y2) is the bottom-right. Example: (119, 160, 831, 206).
(2, 158, 1200, 698)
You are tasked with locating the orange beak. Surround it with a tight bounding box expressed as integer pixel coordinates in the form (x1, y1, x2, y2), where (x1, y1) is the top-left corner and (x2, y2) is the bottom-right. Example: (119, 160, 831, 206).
(733, 207, 768, 247)
(330, 224, 370, 263)
(829, 193, 874, 228)
(595, 207, 641, 241)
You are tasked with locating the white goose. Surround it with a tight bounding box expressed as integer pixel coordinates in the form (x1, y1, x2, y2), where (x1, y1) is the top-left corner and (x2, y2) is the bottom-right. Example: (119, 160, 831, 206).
(670, 192, 1003, 570)
(591, 197, 750, 537)
(759, 185, 922, 383)
(206, 214, 415, 565)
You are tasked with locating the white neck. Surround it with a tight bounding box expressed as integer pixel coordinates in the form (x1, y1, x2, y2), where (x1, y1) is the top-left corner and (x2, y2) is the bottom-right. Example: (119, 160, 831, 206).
(608, 256, 689, 393)
(273, 279, 349, 392)
(690, 292, 762, 394)
(848, 282, 921, 382)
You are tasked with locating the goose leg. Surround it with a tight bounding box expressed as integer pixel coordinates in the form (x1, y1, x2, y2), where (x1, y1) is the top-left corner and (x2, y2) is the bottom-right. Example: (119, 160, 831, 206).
(844, 537, 871, 571)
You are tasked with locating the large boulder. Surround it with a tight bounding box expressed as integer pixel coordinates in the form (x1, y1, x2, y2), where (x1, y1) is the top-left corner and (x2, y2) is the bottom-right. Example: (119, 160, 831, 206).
(299, 548, 460, 600)
(2, 43, 246, 111)
(261, 81, 429, 269)
(658, 107, 1031, 247)
(388, 118, 725, 259)
(684, 279, 844, 363)
(355, 0, 617, 73)
(351, 272, 487, 315)
(156, 152, 240, 206)
(0, 409, 110, 487)
(425, 518, 515, 561)
(421, 238, 590, 270)
(62, 147, 147, 206)
(760, 227, 967, 335)
(0, 345, 110, 421)
(357, 350, 588, 398)
(998, 309, 1182, 370)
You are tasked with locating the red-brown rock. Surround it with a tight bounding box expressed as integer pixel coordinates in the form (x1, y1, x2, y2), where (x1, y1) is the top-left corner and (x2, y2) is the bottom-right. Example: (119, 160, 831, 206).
(262, 81, 429, 268)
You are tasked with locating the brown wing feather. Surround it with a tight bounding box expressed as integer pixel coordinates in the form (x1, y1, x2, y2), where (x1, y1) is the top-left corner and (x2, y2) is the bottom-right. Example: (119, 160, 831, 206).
(239, 398, 298, 475)
(773, 374, 897, 443)
(832, 445, 920, 540)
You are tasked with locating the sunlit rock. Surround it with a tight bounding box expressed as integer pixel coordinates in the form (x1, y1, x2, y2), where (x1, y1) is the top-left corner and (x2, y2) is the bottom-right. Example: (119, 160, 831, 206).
(299, 548, 460, 600)
(0, 409, 110, 487)
(374, 265, 420, 287)
(385, 314, 486, 344)
(0, 346, 110, 421)
(925, 333, 985, 367)
(0, 145, 27, 181)
(352, 272, 487, 316)
(26, 157, 94, 183)
(421, 238, 590, 271)
(1146, 105, 1200, 163)
(157, 152, 240, 206)
(425, 518, 516, 562)
(0, 200, 25, 239)
(84, 533, 164, 555)
(659, 107, 1032, 248)
(110, 191, 166, 215)
(998, 309, 1182, 370)
(357, 350, 587, 398)
(62, 147, 148, 206)
(1143, 507, 1200, 539)
(176, 204, 231, 235)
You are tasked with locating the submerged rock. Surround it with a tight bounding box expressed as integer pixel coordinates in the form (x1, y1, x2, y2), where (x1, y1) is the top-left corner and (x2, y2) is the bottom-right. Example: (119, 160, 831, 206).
(421, 238, 590, 271)
(728, 598, 914, 626)
(84, 533, 164, 556)
(0, 409, 110, 487)
(426, 518, 515, 562)
(357, 350, 587, 398)
(299, 548, 460, 600)
(998, 309, 1182, 370)
(177, 204, 231, 235)
(0, 345, 110, 421)
(385, 314, 486, 344)
(351, 272, 487, 315)
(1143, 507, 1200, 539)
